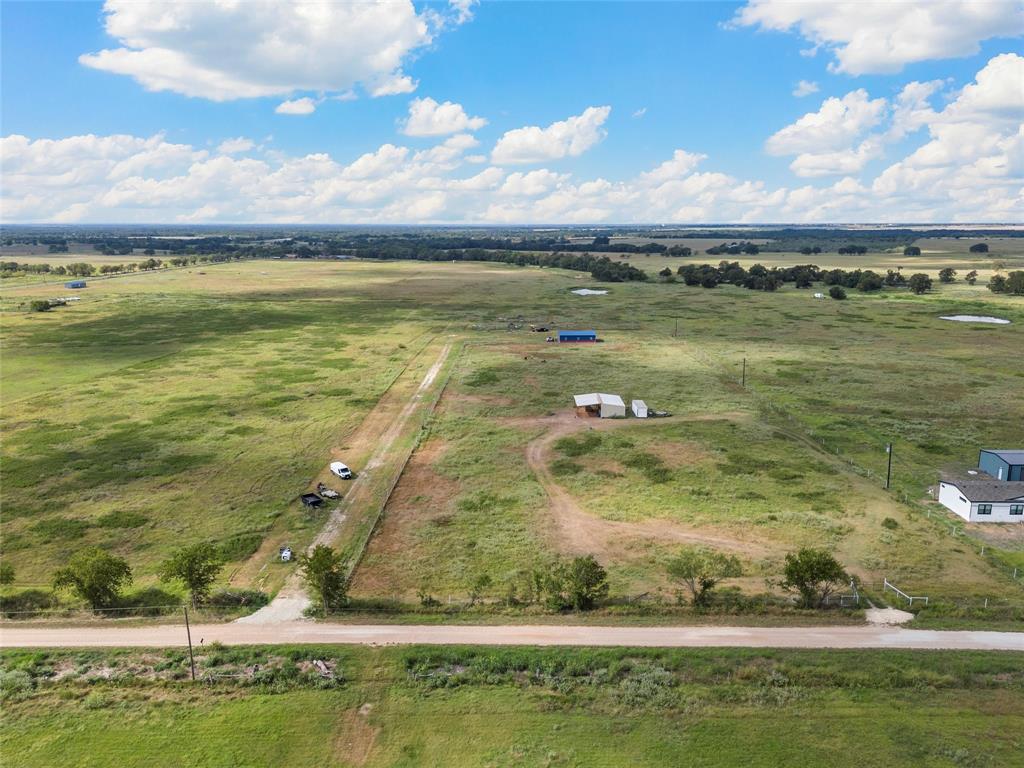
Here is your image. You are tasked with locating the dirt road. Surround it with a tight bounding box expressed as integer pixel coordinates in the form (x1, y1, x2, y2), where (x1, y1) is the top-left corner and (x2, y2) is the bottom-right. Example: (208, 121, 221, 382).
(2, 622, 1022, 650)
(239, 341, 453, 624)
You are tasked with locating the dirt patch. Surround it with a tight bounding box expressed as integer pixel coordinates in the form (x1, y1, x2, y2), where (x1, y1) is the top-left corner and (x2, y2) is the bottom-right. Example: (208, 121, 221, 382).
(348, 436, 458, 596)
(525, 412, 770, 562)
(332, 708, 380, 767)
(643, 439, 712, 468)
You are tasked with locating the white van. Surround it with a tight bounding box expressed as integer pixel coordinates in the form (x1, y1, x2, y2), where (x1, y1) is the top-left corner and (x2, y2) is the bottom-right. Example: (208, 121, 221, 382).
(330, 461, 353, 479)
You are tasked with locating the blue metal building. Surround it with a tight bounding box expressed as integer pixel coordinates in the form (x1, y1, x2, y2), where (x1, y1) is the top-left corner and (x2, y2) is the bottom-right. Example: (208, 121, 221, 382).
(979, 449, 1024, 481)
(64, 280, 87, 289)
(558, 330, 597, 343)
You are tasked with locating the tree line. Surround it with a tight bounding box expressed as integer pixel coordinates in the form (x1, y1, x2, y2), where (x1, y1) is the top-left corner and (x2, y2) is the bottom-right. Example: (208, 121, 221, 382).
(2, 541, 852, 617)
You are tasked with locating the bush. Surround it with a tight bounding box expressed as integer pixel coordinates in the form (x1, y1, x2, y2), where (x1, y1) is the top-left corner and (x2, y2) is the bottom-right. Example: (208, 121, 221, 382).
(0, 589, 57, 618)
(881, 518, 899, 530)
(207, 588, 270, 609)
(554, 432, 602, 457)
(29, 300, 53, 312)
(829, 286, 847, 300)
(0, 670, 33, 700)
(95, 510, 148, 529)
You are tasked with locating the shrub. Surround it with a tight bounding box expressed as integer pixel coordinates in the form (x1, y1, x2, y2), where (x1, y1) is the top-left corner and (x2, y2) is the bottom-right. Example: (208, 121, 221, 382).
(207, 588, 270, 609)
(29, 300, 53, 312)
(95, 510, 148, 529)
(881, 518, 899, 530)
(554, 432, 602, 457)
(0, 589, 57, 618)
(828, 286, 847, 300)
(0, 670, 33, 700)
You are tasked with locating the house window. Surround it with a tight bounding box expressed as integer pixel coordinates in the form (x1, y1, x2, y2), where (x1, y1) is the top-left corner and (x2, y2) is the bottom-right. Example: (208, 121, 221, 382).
(977, 504, 992, 515)
(1011, 504, 1024, 516)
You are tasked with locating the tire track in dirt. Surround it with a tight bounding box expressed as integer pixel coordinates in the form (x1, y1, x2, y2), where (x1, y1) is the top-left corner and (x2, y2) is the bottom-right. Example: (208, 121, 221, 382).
(525, 411, 771, 560)
(238, 340, 453, 623)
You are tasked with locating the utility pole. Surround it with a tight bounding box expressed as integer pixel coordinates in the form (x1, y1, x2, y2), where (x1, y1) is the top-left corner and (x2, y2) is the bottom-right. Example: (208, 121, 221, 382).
(885, 442, 893, 490)
(741, 357, 746, 388)
(184, 606, 196, 681)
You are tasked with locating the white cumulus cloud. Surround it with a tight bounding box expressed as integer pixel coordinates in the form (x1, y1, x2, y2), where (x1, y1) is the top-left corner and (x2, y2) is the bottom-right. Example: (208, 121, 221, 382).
(491, 106, 611, 165)
(402, 97, 487, 136)
(733, 0, 1024, 75)
(79, 0, 469, 103)
(275, 98, 317, 116)
(217, 137, 256, 154)
(767, 90, 887, 156)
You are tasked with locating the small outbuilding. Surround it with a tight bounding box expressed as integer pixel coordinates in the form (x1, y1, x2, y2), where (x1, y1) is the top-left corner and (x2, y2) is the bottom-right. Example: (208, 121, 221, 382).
(979, 449, 1024, 481)
(558, 330, 597, 343)
(573, 392, 626, 418)
(631, 399, 648, 418)
(65, 280, 86, 289)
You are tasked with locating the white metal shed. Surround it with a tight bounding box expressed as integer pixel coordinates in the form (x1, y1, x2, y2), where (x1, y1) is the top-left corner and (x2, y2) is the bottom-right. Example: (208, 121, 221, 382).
(573, 392, 626, 418)
(631, 399, 648, 418)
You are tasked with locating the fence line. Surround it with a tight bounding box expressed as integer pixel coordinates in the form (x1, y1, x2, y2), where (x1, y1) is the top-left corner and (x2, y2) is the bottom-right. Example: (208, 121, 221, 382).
(883, 578, 929, 606)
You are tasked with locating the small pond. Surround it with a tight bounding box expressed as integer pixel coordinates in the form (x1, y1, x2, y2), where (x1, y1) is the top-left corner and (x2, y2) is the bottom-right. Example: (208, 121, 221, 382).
(939, 315, 1010, 325)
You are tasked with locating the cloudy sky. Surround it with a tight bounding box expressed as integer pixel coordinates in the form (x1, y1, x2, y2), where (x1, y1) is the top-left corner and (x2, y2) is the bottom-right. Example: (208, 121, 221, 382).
(1, 0, 1021, 224)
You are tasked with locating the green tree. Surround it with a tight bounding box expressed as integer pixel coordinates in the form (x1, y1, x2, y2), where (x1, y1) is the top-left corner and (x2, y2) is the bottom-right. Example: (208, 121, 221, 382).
(158, 543, 224, 608)
(666, 547, 742, 607)
(902, 245, 921, 256)
(856, 271, 884, 292)
(563, 555, 609, 610)
(0, 562, 14, 585)
(987, 275, 1007, 293)
(938, 267, 957, 283)
(969, 243, 988, 253)
(781, 548, 848, 608)
(52, 548, 132, 610)
(298, 545, 348, 615)
(965, 270, 978, 285)
(828, 285, 847, 300)
(907, 273, 932, 294)
(1005, 271, 1024, 295)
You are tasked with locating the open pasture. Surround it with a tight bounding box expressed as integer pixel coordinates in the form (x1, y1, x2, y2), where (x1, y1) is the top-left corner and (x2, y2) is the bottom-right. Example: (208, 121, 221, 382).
(2, 256, 1023, 608)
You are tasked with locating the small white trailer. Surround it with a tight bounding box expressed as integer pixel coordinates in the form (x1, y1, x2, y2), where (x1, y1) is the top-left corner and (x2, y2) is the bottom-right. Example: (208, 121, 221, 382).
(631, 399, 648, 418)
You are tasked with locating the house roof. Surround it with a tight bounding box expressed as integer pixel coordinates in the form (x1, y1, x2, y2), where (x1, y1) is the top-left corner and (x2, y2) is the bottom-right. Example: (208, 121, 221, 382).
(574, 393, 624, 408)
(941, 477, 1024, 503)
(981, 449, 1024, 465)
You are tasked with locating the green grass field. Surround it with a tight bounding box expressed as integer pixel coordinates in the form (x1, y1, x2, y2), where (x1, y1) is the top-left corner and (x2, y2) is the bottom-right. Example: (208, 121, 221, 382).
(2, 251, 1023, 611)
(3, 644, 1023, 767)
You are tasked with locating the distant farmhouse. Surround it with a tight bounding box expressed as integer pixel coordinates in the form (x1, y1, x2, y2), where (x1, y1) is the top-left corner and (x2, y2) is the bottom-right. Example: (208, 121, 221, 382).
(938, 449, 1024, 522)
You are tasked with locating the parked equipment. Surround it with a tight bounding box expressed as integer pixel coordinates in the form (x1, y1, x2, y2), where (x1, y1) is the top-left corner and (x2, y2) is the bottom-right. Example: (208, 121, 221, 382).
(317, 482, 340, 499)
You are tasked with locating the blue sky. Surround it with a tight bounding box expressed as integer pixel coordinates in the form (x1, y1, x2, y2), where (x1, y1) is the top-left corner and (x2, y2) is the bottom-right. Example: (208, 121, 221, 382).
(2, 1, 1021, 223)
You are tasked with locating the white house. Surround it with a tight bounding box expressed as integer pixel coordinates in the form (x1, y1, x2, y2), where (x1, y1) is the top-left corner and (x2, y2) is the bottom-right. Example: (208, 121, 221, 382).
(938, 476, 1024, 522)
(573, 392, 626, 418)
(631, 399, 648, 418)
